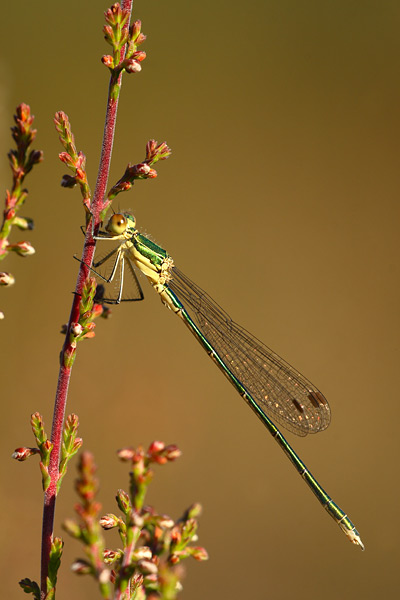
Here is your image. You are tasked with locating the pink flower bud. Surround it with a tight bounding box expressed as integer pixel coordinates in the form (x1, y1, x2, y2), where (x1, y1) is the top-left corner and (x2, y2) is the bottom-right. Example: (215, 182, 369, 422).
(0, 272, 15, 286)
(76, 167, 85, 181)
(148, 440, 165, 454)
(102, 54, 114, 68)
(146, 139, 157, 158)
(100, 514, 119, 529)
(130, 19, 141, 40)
(43, 439, 53, 453)
(133, 546, 152, 560)
(132, 51, 146, 62)
(117, 447, 135, 461)
(125, 59, 142, 74)
(165, 445, 182, 461)
(116, 489, 131, 513)
(99, 568, 111, 585)
(71, 559, 92, 574)
(132, 573, 144, 586)
(137, 559, 158, 574)
(135, 163, 151, 175)
(5, 207, 15, 220)
(12, 447, 39, 461)
(171, 527, 181, 543)
(192, 546, 209, 561)
(9, 241, 35, 256)
(71, 323, 83, 336)
(158, 515, 175, 529)
(91, 303, 104, 318)
(58, 152, 75, 168)
(103, 548, 121, 563)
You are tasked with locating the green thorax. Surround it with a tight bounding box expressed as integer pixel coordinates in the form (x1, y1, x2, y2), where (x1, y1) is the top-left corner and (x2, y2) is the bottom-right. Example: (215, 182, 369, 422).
(133, 231, 169, 269)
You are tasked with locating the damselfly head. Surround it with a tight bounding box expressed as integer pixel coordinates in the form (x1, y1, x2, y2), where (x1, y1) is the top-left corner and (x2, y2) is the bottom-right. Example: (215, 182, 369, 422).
(105, 213, 133, 236)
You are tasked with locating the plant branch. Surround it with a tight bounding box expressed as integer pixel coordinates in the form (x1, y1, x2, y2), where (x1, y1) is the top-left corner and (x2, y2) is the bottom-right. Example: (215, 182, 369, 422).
(40, 2, 134, 597)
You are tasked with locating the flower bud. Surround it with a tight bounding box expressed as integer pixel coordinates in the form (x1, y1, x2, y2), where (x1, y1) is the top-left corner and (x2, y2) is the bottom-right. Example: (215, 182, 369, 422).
(99, 568, 111, 585)
(130, 19, 142, 42)
(165, 445, 182, 461)
(158, 515, 175, 529)
(185, 503, 202, 519)
(100, 513, 119, 529)
(116, 489, 132, 514)
(12, 446, 39, 461)
(71, 559, 92, 574)
(135, 163, 150, 175)
(9, 241, 35, 256)
(102, 54, 114, 68)
(13, 216, 34, 230)
(192, 546, 209, 561)
(61, 174, 77, 188)
(125, 59, 142, 74)
(132, 546, 152, 561)
(136, 33, 146, 45)
(30, 150, 43, 165)
(58, 152, 75, 168)
(63, 518, 82, 538)
(138, 559, 158, 574)
(0, 272, 15, 286)
(148, 440, 165, 455)
(103, 548, 122, 564)
(71, 323, 83, 337)
(117, 447, 135, 461)
(132, 51, 146, 62)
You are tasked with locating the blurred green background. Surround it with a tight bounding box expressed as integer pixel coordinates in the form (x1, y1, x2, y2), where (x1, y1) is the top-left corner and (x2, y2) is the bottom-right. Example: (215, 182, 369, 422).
(1, 0, 399, 598)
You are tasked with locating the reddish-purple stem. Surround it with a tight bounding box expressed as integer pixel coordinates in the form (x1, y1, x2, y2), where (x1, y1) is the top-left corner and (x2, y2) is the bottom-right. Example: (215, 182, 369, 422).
(40, 2, 134, 597)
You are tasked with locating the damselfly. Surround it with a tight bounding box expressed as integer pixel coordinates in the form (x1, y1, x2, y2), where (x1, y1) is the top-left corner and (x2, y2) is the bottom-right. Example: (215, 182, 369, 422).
(86, 211, 364, 549)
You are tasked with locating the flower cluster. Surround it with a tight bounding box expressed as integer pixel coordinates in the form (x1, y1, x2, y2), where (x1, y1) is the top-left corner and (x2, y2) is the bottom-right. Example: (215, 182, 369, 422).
(61, 277, 109, 368)
(107, 140, 172, 202)
(0, 104, 42, 317)
(102, 3, 147, 76)
(12, 412, 82, 498)
(64, 442, 208, 599)
(54, 111, 91, 216)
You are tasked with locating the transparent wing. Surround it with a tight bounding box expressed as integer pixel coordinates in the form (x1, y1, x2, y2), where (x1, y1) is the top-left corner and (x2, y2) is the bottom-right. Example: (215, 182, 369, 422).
(92, 242, 144, 304)
(168, 267, 330, 436)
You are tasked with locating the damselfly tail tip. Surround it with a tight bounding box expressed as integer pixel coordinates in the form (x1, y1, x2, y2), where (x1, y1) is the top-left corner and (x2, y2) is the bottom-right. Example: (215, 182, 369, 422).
(342, 525, 365, 551)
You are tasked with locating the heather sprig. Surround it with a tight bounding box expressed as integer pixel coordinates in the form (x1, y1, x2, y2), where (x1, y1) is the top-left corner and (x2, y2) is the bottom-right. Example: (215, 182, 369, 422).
(54, 111, 91, 216)
(12, 412, 82, 495)
(64, 442, 208, 599)
(14, 414, 80, 599)
(107, 140, 172, 202)
(19, 538, 63, 600)
(102, 4, 146, 77)
(62, 452, 112, 599)
(63, 277, 105, 368)
(0, 103, 42, 317)
(58, 414, 83, 492)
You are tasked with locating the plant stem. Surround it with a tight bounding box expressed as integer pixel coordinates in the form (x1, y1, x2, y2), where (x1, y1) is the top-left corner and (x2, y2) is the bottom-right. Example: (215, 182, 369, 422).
(40, 2, 134, 597)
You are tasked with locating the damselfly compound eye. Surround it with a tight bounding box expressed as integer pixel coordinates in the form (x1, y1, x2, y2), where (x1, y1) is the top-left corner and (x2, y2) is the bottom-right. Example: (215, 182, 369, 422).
(106, 213, 127, 235)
